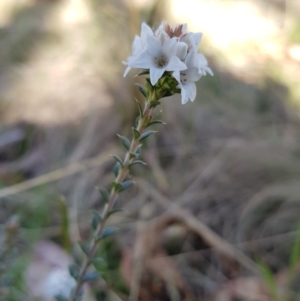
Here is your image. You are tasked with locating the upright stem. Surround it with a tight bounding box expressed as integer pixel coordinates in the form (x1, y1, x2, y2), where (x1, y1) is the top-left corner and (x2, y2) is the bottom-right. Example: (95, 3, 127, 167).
(70, 101, 153, 300)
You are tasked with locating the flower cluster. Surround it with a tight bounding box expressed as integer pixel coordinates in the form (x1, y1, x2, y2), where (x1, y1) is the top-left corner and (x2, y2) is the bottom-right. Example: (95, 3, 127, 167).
(123, 22, 213, 104)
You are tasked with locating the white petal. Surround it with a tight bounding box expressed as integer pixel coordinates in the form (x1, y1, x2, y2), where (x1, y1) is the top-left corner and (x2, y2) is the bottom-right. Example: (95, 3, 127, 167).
(155, 21, 165, 36)
(176, 42, 188, 61)
(132, 36, 143, 56)
(181, 87, 189, 104)
(181, 24, 188, 35)
(141, 23, 153, 42)
(150, 67, 165, 85)
(146, 35, 161, 57)
(166, 56, 187, 72)
(188, 82, 197, 102)
(185, 51, 197, 68)
(204, 66, 213, 76)
(162, 37, 178, 58)
(123, 66, 132, 77)
(190, 32, 203, 48)
(172, 71, 181, 83)
(187, 67, 202, 82)
(128, 51, 153, 69)
(197, 53, 208, 65)
(181, 82, 196, 104)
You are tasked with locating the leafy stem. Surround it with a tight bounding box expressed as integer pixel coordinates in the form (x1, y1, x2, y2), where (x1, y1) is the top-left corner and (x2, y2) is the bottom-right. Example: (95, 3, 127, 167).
(70, 97, 157, 300)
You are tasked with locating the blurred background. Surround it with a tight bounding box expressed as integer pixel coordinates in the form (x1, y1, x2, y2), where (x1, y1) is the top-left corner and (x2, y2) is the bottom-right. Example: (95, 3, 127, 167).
(0, 0, 300, 300)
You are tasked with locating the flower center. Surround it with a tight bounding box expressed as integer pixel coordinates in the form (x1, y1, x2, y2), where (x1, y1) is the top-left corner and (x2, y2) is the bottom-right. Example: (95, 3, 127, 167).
(154, 55, 168, 68)
(180, 72, 187, 85)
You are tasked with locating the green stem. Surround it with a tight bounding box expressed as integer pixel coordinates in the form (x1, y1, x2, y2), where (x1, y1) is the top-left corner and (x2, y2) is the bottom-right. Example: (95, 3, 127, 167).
(70, 101, 153, 300)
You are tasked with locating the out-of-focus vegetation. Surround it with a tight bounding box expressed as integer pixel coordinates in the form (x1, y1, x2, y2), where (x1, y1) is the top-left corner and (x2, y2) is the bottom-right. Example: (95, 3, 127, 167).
(0, 0, 300, 300)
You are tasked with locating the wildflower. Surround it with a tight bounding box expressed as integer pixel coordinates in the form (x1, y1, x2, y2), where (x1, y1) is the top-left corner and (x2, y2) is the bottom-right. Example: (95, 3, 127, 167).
(123, 21, 213, 103)
(127, 34, 187, 85)
(173, 51, 202, 104)
(123, 23, 154, 77)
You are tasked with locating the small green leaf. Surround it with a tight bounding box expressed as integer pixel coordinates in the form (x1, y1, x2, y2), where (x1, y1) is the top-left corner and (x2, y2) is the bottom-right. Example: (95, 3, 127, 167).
(119, 180, 133, 192)
(106, 209, 125, 218)
(129, 152, 139, 159)
(91, 210, 103, 230)
(69, 264, 80, 280)
(147, 120, 166, 127)
(113, 162, 121, 177)
(129, 160, 147, 167)
(98, 188, 110, 203)
(132, 127, 140, 139)
(135, 116, 140, 128)
(112, 155, 123, 167)
(83, 271, 100, 282)
(136, 99, 144, 117)
(100, 226, 116, 239)
(149, 100, 161, 108)
(135, 145, 142, 154)
(78, 241, 90, 255)
(117, 134, 131, 150)
(112, 182, 122, 192)
(136, 84, 147, 98)
(91, 257, 105, 270)
(139, 130, 156, 142)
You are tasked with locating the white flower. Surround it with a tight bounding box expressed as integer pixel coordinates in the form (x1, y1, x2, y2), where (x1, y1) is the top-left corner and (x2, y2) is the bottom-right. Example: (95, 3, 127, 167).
(196, 53, 213, 76)
(123, 23, 153, 77)
(173, 51, 203, 104)
(127, 34, 187, 85)
(44, 269, 76, 299)
(123, 21, 213, 103)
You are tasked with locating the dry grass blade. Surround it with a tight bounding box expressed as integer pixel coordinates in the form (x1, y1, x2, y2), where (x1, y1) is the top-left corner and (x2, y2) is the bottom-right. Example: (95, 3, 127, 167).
(0, 151, 111, 200)
(138, 180, 261, 275)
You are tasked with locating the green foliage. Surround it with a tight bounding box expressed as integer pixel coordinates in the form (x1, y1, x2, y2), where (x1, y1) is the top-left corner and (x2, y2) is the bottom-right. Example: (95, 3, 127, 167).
(258, 259, 280, 301)
(132, 127, 140, 139)
(69, 264, 80, 280)
(129, 160, 147, 167)
(112, 155, 123, 167)
(97, 188, 110, 204)
(113, 162, 121, 177)
(117, 135, 131, 151)
(139, 130, 156, 142)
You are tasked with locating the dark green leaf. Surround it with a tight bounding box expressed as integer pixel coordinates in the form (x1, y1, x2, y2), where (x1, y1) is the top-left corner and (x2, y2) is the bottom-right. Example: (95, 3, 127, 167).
(135, 145, 142, 154)
(69, 264, 80, 280)
(147, 120, 166, 127)
(129, 152, 139, 159)
(112, 155, 123, 167)
(136, 99, 144, 117)
(106, 209, 125, 218)
(129, 160, 147, 167)
(149, 100, 161, 108)
(78, 241, 90, 255)
(135, 116, 140, 128)
(83, 271, 100, 282)
(117, 134, 131, 150)
(113, 162, 121, 177)
(112, 182, 122, 192)
(98, 188, 110, 203)
(139, 130, 156, 142)
(132, 127, 140, 139)
(100, 226, 116, 239)
(91, 210, 103, 230)
(136, 84, 147, 98)
(91, 257, 105, 270)
(119, 180, 133, 192)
